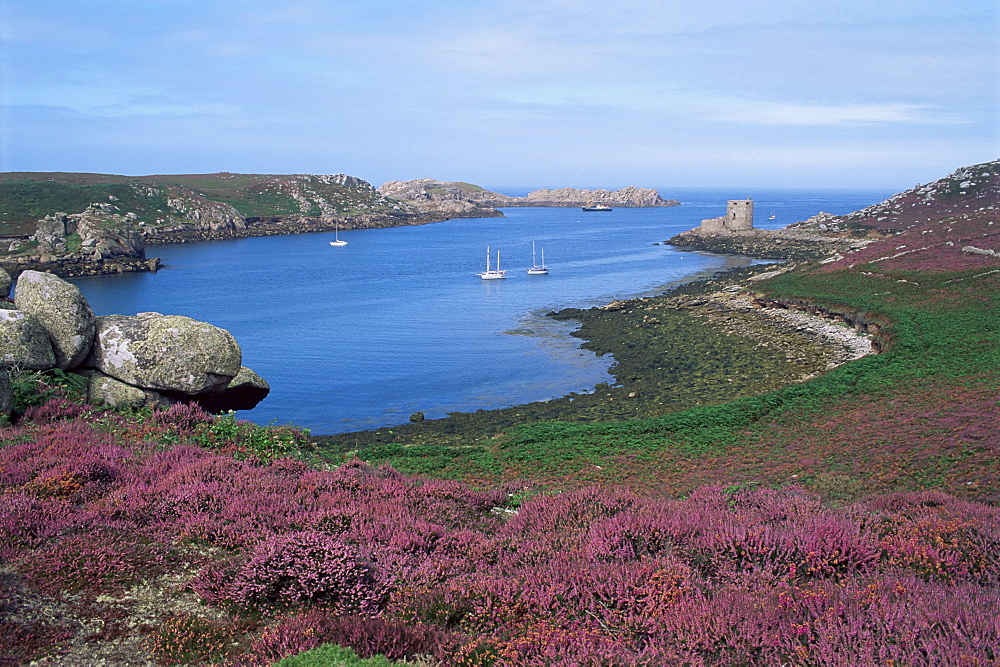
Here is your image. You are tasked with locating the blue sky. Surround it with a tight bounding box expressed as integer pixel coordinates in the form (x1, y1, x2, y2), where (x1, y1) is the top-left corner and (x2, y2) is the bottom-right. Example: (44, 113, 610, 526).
(1, 0, 997, 190)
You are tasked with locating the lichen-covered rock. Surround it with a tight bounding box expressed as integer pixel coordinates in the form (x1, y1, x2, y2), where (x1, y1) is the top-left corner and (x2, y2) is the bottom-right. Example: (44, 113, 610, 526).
(86, 370, 177, 409)
(0, 268, 12, 298)
(194, 366, 271, 413)
(88, 312, 241, 394)
(14, 270, 96, 369)
(0, 310, 57, 370)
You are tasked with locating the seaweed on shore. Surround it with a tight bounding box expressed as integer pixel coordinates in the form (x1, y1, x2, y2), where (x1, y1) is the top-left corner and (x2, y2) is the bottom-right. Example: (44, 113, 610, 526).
(314, 262, 831, 454)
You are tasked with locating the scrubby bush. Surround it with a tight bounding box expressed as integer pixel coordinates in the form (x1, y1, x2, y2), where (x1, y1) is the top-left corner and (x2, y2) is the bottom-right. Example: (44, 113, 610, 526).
(192, 531, 389, 613)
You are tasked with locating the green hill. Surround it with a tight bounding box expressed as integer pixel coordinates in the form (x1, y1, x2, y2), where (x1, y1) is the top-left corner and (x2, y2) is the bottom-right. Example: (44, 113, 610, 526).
(0, 171, 413, 237)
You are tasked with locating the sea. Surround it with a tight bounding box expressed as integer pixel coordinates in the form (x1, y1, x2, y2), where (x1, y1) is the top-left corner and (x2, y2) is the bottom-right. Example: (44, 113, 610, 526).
(68, 187, 893, 434)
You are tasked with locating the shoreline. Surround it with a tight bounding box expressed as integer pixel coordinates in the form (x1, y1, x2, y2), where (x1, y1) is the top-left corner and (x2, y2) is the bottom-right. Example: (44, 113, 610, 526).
(314, 250, 878, 452)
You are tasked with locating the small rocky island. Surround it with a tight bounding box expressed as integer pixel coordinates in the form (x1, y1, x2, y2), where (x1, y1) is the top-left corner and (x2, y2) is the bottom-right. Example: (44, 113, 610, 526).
(378, 178, 679, 215)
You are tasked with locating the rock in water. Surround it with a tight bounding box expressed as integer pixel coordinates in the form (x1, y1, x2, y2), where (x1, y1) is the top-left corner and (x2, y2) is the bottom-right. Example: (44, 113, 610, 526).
(87, 312, 242, 394)
(14, 270, 96, 370)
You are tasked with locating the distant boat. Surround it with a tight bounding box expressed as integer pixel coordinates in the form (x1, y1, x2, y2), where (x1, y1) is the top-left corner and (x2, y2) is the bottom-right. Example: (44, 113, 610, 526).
(582, 203, 612, 212)
(479, 246, 506, 280)
(527, 241, 549, 275)
(329, 223, 348, 246)
(768, 212, 776, 220)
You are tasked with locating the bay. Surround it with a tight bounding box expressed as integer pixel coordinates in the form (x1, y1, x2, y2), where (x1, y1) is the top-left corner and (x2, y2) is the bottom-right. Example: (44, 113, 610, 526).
(69, 187, 892, 434)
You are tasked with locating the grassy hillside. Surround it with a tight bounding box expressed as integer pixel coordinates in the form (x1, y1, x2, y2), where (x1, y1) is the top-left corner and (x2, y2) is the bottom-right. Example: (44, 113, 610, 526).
(0, 171, 411, 236)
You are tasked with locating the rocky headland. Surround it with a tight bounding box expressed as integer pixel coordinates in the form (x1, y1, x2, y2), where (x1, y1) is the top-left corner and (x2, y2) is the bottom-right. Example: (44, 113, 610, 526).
(0, 172, 439, 278)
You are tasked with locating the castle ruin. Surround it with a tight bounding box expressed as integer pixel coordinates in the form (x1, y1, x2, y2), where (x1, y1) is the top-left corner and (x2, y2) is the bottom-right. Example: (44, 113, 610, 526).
(699, 199, 754, 233)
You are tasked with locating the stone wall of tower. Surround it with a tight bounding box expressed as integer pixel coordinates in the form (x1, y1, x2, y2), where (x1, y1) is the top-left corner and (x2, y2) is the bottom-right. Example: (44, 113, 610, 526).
(726, 199, 754, 230)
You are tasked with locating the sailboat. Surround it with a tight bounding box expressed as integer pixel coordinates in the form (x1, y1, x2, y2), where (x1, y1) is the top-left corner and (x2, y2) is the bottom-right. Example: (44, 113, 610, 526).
(526, 241, 549, 275)
(479, 246, 506, 280)
(768, 212, 776, 220)
(329, 222, 348, 246)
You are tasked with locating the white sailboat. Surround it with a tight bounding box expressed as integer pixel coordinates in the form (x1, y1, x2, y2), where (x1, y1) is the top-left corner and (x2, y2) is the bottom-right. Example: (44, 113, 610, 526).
(479, 246, 506, 280)
(526, 241, 549, 275)
(329, 223, 348, 246)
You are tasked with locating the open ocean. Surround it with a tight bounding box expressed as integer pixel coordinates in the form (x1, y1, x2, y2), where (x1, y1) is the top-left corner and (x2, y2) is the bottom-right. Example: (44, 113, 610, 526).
(69, 187, 893, 434)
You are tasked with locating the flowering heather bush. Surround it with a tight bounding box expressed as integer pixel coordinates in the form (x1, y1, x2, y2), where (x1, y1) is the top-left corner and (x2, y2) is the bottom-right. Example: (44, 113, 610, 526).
(192, 531, 389, 613)
(1, 398, 998, 664)
(246, 609, 454, 665)
(20, 532, 174, 596)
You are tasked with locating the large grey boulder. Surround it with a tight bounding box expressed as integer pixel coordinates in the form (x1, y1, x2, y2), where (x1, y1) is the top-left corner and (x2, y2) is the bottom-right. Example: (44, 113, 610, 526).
(86, 370, 177, 409)
(14, 270, 96, 370)
(194, 365, 271, 412)
(87, 312, 242, 394)
(0, 310, 57, 369)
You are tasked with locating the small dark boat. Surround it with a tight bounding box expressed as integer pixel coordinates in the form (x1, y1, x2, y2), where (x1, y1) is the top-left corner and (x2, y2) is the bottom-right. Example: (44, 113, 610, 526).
(582, 203, 612, 211)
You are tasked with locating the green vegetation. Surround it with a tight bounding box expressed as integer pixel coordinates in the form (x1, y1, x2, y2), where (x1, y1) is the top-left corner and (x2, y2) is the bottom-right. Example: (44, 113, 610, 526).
(332, 262, 999, 502)
(0, 181, 102, 233)
(276, 644, 399, 666)
(0, 172, 407, 239)
(7, 368, 90, 420)
(230, 187, 303, 217)
(0, 178, 177, 235)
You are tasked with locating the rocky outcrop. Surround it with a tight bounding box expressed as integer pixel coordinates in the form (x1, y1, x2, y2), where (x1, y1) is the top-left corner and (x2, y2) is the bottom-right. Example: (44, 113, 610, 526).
(14, 270, 96, 369)
(378, 179, 680, 212)
(377, 179, 505, 217)
(28, 205, 147, 262)
(0, 268, 268, 416)
(86, 370, 177, 409)
(1, 172, 421, 276)
(195, 366, 271, 413)
(666, 229, 869, 262)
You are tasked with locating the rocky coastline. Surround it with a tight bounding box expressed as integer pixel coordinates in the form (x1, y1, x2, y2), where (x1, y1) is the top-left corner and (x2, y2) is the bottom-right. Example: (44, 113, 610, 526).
(666, 227, 876, 261)
(0, 256, 162, 280)
(143, 210, 474, 246)
(315, 260, 879, 451)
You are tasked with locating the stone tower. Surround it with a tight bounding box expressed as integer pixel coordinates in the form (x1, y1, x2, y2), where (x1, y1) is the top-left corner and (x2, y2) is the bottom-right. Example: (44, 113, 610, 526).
(726, 199, 754, 231)
(699, 198, 755, 233)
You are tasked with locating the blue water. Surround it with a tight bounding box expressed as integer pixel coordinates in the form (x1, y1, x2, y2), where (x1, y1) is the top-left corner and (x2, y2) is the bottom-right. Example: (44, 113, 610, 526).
(68, 188, 892, 434)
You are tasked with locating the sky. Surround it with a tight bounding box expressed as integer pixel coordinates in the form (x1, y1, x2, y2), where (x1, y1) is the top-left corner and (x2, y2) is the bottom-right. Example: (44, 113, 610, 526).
(1, 0, 997, 191)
